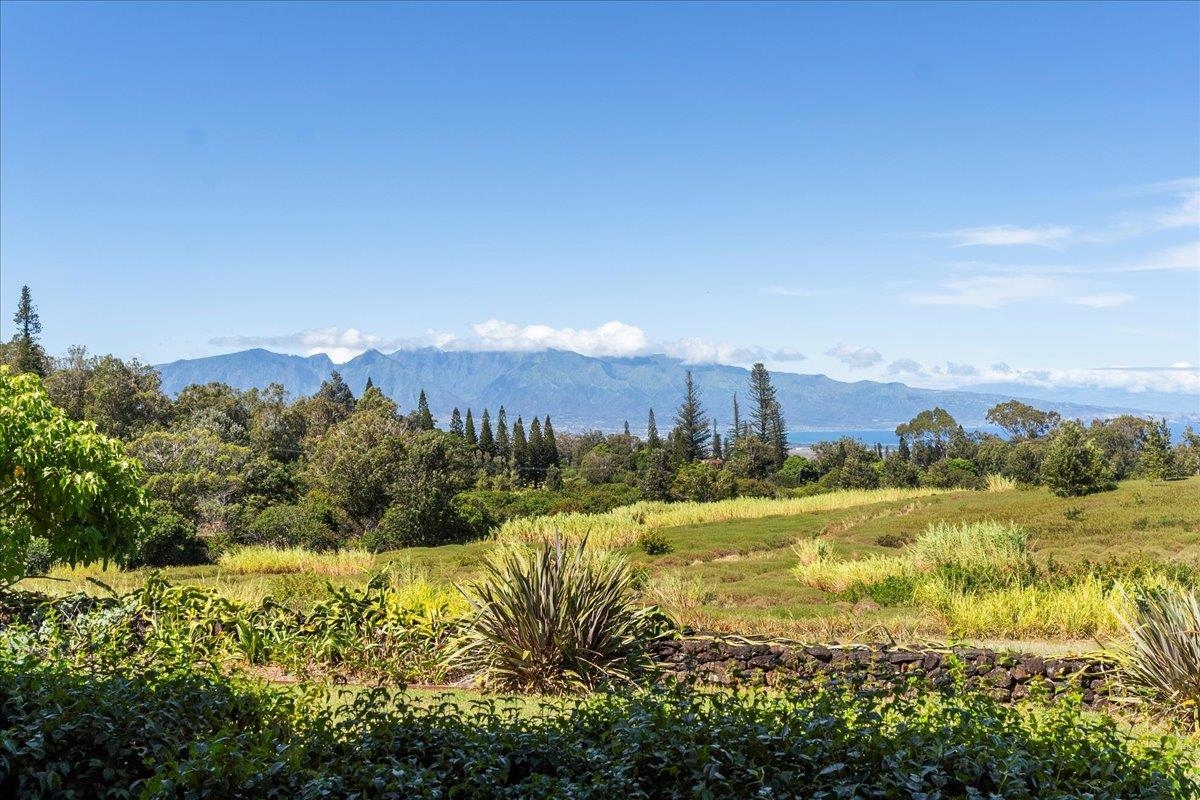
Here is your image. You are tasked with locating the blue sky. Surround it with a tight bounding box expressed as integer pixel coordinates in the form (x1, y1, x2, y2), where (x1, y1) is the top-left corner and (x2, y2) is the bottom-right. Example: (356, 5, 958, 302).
(2, 1, 1197, 404)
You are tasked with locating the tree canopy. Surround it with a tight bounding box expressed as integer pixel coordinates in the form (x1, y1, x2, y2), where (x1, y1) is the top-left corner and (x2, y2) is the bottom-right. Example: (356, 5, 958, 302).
(0, 367, 147, 582)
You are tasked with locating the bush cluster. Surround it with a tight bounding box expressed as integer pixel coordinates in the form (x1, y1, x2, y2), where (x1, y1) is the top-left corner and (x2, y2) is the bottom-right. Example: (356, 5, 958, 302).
(2, 652, 1194, 799)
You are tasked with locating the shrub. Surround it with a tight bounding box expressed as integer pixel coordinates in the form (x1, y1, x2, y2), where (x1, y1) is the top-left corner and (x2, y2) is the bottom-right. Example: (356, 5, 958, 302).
(644, 570, 715, 610)
(920, 457, 984, 490)
(906, 520, 1036, 590)
(452, 537, 668, 693)
(2, 653, 1195, 799)
(1114, 586, 1200, 730)
(132, 502, 207, 567)
(22, 537, 54, 576)
(637, 530, 672, 555)
(247, 500, 343, 551)
(1042, 421, 1115, 497)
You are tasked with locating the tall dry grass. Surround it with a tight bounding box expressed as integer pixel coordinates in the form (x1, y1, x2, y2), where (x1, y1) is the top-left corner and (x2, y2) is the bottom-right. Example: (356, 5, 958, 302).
(495, 487, 953, 549)
(216, 546, 374, 577)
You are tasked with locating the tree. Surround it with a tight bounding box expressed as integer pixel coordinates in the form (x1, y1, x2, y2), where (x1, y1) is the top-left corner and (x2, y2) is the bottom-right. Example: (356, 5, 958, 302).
(986, 400, 1061, 440)
(479, 409, 495, 458)
(1041, 421, 1114, 498)
(529, 416, 545, 471)
(543, 416, 559, 466)
(449, 407, 464, 437)
(711, 424, 722, 462)
(128, 427, 253, 527)
(496, 407, 511, 464)
(511, 416, 529, 481)
(636, 447, 673, 500)
(44, 345, 91, 419)
(301, 371, 357, 438)
(1, 367, 146, 582)
(8, 286, 48, 377)
(672, 370, 710, 462)
(83, 355, 170, 439)
(1087, 415, 1150, 480)
(726, 436, 775, 479)
(729, 393, 741, 444)
(1139, 419, 1175, 481)
(364, 431, 478, 549)
(416, 389, 436, 430)
(894, 407, 959, 468)
(465, 408, 478, 446)
(646, 408, 661, 449)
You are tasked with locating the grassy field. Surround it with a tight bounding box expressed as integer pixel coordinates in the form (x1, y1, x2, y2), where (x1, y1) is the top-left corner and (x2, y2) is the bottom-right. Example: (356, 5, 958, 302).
(21, 478, 1199, 650)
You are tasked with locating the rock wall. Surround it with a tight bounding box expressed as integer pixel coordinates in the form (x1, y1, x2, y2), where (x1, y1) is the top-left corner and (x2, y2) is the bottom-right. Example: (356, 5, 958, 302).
(649, 637, 1115, 706)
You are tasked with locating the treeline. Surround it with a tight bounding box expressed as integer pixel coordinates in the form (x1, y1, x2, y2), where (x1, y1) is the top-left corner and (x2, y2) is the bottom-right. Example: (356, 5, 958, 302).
(4, 286, 1198, 570)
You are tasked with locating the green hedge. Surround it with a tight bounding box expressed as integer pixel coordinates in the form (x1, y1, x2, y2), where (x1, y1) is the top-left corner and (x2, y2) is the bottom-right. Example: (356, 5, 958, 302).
(2, 652, 1195, 799)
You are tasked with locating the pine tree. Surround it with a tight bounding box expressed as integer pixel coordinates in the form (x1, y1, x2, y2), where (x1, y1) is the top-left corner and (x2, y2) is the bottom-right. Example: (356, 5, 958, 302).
(729, 393, 741, 442)
(496, 406, 511, 464)
(748, 363, 787, 468)
(416, 389, 436, 430)
(449, 407, 464, 437)
(673, 370, 711, 462)
(529, 416, 545, 472)
(512, 416, 529, 482)
(464, 409, 478, 446)
(712, 422, 722, 462)
(364, 376, 375, 392)
(479, 409, 495, 458)
(646, 408, 661, 448)
(9, 285, 47, 377)
(543, 416, 559, 466)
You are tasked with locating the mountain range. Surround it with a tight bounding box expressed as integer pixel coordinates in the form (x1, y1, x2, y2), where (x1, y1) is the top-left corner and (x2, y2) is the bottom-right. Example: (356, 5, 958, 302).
(154, 348, 1194, 433)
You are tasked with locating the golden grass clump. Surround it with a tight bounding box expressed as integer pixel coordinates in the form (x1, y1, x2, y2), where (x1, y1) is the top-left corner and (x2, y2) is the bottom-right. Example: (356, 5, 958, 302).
(905, 520, 1031, 575)
(217, 546, 374, 577)
(644, 570, 716, 611)
(793, 553, 911, 594)
(495, 487, 953, 549)
(984, 473, 1017, 492)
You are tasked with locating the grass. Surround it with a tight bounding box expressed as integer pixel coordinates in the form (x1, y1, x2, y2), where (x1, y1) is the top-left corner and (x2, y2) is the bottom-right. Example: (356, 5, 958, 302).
(17, 478, 1199, 650)
(494, 487, 956, 548)
(216, 545, 375, 576)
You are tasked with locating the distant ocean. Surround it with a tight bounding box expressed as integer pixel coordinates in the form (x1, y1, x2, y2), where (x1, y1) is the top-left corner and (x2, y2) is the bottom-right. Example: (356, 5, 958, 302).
(787, 420, 1194, 450)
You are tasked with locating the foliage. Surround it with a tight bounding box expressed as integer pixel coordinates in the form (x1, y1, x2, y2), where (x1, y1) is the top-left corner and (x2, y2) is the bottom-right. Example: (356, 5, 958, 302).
(2, 654, 1195, 799)
(0, 367, 147, 583)
(921, 456, 984, 490)
(637, 529, 672, 555)
(986, 399, 1061, 440)
(1114, 586, 1200, 730)
(132, 500, 206, 567)
(453, 537, 668, 693)
(670, 460, 735, 502)
(247, 499, 342, 551)
(1042, 420, 1116, 497)
(22, 537, 54, 576)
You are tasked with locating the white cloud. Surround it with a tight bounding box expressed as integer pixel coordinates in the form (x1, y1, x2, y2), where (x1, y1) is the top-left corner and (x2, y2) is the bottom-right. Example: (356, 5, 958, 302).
(467, 319, 650, 357)
(934, 225, 1074, 248)
(885, 357, 1200, 396)
(1065, 292, 1135, 308)
(885, 359, 924, 376)
(214, 320, 804, 367)
(825, 343, 883, 369)
(210, 326, 424, 363)
(905, 274, 1062, 308)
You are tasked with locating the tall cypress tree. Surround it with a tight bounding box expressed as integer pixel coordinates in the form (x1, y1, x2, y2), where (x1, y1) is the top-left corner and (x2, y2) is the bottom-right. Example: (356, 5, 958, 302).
(479, 409, 495, 458)
(417, 389, 436, 430)
(10, 285, 47, 377)
(464, 408, 478, 446)
(364, 376, 375, 392)
(770, 403, 788, 465)
(712, 422, 722, 462)
(646, 408, 661, 448)
(673, 370, 711, 462)
(449, 407, 464, 437)
(529, 416, 545, 471)
(543, 415, 559, 466)
(512, 416, 529, 481)
(496, 406, 511, 464)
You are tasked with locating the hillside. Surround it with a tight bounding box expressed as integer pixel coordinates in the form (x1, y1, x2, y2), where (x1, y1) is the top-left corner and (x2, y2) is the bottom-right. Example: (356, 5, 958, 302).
(155, 348, 1147, 431)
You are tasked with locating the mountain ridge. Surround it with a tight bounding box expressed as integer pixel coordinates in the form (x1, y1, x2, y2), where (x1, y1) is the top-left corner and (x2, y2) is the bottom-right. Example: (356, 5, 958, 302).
(155, 347, 1184, 432)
